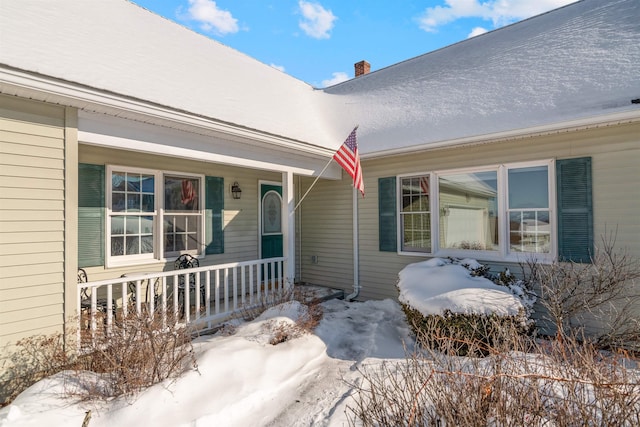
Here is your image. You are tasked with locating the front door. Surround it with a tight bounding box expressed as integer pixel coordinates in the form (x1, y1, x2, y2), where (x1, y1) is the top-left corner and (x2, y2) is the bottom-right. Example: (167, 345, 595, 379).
(260, 182, 283, 260)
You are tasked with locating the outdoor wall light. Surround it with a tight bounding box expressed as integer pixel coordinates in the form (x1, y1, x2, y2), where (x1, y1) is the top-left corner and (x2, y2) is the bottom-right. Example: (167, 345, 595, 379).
(231, 181, 242, 199)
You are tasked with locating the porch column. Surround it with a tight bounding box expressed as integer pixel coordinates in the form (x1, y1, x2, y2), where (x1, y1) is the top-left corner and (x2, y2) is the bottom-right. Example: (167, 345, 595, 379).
(282, 170, 296, 287)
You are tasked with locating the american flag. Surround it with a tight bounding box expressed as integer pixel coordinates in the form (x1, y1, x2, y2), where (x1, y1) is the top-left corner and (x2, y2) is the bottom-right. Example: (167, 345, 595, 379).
(420, 176, 429, 195)
(333, 126, 364, 197)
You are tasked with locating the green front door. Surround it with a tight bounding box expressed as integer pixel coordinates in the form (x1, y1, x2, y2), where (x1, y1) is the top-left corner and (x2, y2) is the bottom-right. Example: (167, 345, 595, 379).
(260, 183, 283, 260)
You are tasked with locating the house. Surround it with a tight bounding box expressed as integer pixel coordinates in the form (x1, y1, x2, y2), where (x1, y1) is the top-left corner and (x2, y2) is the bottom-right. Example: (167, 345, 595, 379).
(1, 0, 639, 387)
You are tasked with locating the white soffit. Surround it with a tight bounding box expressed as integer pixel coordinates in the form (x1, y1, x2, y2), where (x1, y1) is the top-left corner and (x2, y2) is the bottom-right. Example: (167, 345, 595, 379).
(78, 111, 342, 179)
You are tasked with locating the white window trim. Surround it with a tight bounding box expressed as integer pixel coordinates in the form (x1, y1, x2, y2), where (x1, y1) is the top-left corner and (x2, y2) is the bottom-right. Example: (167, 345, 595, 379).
(397, 172, 434, 256)
(105, 165, 205, 268)
(162, 170, 207, 258)
(396, 160, 556, 263)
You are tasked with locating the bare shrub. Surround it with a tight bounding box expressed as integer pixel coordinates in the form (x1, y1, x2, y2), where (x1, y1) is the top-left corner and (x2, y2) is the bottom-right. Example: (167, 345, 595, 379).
(2, 311, 196, 405)
(76, 311, 197, 398)
(526, 232, 640, 350)
(346, 323, 640, 427)
(265, 301, 324, 345)
(239, 286, 294, 321)
(1, 333, 73, 405)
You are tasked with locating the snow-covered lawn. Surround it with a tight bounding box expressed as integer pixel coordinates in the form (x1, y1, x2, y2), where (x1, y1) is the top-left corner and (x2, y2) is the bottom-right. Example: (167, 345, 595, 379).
(0, 299, 413, 427)
(1, 259, 638, 426)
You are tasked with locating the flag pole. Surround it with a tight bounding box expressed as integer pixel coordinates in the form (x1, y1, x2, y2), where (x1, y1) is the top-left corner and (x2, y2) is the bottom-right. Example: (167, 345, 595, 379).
(291, 125, 360, 215)
(291, 156, 335, 214)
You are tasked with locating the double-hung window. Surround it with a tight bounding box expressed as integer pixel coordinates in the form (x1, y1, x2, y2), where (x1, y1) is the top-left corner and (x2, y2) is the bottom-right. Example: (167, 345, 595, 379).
(400, 176, 431, 252)
(163, 175, 201, 254)
(107, 166, 204, 266)
(507, 165, 551, 254)
(396, 160, 554, 260)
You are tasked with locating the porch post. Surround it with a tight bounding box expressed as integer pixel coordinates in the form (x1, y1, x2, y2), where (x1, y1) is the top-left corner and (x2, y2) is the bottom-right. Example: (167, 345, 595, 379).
(282, 170, 296, 287)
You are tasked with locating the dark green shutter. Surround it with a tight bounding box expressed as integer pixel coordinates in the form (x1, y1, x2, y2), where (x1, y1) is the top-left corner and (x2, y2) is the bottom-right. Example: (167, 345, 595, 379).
(556, 157, 593, 263)
(205, 176, 224, 254)
(78, 163, 105, 267)
(378, 177, 397, 252)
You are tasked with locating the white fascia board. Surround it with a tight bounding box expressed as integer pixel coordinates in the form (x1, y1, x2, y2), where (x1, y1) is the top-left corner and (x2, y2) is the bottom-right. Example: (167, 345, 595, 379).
(361, 109, 640, 160)
(0, 66, 334, 158)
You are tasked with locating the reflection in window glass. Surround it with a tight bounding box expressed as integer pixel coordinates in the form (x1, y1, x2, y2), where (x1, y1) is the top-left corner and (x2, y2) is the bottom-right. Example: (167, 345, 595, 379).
(439, 171, 498, 251)
(508, 166, 548, 209)
(165, 176, 199, 211)
(110, 171, 156, 258)
(400, 176, 430, 252)
(109, 169, 204, 260)
(508, 166, 550, 253)
(163, 214, 201, 253)
(163, 176, 202, 255)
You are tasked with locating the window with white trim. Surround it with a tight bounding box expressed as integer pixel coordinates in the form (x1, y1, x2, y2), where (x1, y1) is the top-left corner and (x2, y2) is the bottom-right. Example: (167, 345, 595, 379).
(107, 166, 204, 266)
(507, 165, 551, 254)
(400, 176, 431, 252)
(438, 169, 498, 251)
(397, 160, 554, 260)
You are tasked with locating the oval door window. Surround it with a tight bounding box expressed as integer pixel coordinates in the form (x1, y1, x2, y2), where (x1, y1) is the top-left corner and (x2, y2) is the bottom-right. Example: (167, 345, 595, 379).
(262, 190, 282, 234)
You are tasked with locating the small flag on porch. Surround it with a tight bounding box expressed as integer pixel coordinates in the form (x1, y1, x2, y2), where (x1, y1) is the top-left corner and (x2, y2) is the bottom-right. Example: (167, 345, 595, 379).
(333, 126, 364, 197)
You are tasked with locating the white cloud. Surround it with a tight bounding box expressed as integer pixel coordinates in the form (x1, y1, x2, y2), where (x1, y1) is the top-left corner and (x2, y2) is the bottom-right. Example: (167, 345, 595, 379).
(298, 1, 337, 39)
(467, 26, 488, 38)
(270, 63, 286, 72)
(321, 72, 349, 87)
(187, 0, 238, 35)
(418, 0, 578, 33)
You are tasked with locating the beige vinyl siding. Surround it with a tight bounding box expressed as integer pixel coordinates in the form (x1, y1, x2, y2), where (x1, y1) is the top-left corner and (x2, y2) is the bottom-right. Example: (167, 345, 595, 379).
(78, 144, 281, 280)
(0, 96, 67, 350)
(297, 175, 355, 293)
(302, 122, 640, 301)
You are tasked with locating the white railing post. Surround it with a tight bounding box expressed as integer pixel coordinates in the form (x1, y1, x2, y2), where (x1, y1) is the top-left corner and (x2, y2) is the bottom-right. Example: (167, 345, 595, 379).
(224, 268, 229, 313)
(205, 271, 211, 318)
(214, 269, 220, 315)
(232, 267, 238, 310)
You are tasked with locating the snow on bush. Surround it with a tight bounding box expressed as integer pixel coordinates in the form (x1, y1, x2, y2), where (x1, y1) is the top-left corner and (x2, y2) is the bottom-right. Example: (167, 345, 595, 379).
(397, 257, 534, 317)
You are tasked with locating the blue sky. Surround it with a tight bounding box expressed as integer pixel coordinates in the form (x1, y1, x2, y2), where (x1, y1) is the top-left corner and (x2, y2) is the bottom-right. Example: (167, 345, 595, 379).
(130, 0, 577, 88)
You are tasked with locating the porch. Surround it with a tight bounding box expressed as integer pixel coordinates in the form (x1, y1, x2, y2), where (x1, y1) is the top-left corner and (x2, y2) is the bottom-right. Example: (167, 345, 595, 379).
(77, 257, 345, 349)
(78, 257, 288, 348)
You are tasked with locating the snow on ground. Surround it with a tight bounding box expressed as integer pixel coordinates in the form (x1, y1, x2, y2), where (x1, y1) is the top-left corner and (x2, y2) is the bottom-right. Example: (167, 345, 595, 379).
(0, 299, 414, 427)
(0, 258, 533, 427)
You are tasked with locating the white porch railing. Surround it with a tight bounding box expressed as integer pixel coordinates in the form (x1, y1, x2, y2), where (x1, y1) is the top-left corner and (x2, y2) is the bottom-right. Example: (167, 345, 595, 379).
(77, 257, 287, 348)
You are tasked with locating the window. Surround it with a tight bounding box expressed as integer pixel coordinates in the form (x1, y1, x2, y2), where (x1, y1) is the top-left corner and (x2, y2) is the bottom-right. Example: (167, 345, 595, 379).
(395, 161, 554, 260)
(163, 176, 202, 254)
(439, 170, 498, 251)
(107, 166, 204, 266)
(400, 176, 431, 252)
(507, 166, 550, 253)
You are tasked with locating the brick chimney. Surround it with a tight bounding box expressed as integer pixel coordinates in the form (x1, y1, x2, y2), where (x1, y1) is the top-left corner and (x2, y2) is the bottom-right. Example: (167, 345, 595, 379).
(354, 60, 370, 77)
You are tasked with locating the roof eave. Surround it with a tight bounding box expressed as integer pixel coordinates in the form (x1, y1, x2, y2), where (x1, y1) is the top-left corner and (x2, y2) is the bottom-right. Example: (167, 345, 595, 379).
(0, 64, 336, 158)
(361, 109, 640, 160)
